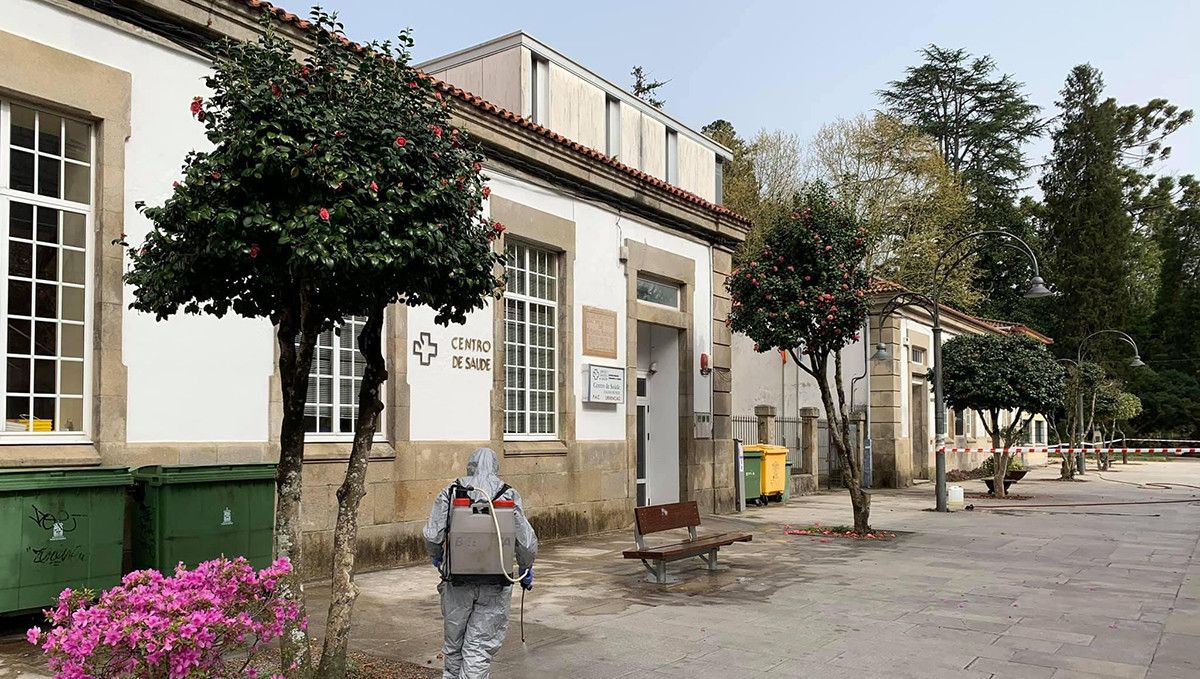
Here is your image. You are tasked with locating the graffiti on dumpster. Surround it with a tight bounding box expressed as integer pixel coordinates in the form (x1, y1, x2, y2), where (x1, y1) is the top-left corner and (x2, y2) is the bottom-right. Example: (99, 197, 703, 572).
(29, 544, 87, 566)
(29, 504, 83, 541)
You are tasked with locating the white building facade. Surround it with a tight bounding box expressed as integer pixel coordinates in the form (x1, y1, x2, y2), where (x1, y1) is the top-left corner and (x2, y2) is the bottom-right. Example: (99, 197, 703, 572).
(731, 280, 1052, 489)
(0, 0, 749, 576)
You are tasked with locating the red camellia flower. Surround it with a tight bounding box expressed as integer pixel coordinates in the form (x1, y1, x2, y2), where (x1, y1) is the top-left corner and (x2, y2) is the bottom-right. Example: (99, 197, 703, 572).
(492, 222, 506, 235)
(318, 207, 330, 221)
(430, 124, 443, 138)
(270, 84, 282, 98)
(249, 244, 261, 259)
(211, 171, 221, 180)
(172, 181, 179, 189)
(300, 65, 312, 77)
(395, 136, 408, 147)
(408, 81, 418, 88)
(481, 186, 491, 199)
(825, 245, 833, 252)
(370, 180, 379, 193)
(473, 162, 482, 173)
(334, 130, 347, 138)
(190, 97, 203, 116)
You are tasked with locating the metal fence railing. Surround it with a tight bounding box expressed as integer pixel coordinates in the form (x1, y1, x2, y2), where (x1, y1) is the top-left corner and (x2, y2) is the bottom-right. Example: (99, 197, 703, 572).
(777, 417, 802, 473)
(817, 420, 859, 490)
(732, 416, 757, 445)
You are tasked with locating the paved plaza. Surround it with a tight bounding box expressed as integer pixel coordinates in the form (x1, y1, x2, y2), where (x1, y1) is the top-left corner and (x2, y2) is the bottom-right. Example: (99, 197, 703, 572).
(4, 460, 1200, 678)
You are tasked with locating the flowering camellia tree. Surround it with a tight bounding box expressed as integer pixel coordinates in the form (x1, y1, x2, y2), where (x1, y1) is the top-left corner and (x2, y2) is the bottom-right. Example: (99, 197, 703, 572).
(726, 182, 873, 533)
(939, 333, 1065, 496)
(122, 11, 502, 678)
(27, 557, 297, 679)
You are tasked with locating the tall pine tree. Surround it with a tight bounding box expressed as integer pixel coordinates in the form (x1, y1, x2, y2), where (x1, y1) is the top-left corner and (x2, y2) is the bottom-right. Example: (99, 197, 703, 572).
(879, 46, 1045, 320)
(1040, 65, 1134, 355)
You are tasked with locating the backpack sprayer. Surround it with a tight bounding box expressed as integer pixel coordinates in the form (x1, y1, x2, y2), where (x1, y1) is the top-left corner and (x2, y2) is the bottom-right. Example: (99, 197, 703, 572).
(441, 483, 533, 641)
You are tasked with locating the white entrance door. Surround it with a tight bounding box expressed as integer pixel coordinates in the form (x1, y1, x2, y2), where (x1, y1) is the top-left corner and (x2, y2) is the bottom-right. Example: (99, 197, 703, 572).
(637, 322, 680, 505)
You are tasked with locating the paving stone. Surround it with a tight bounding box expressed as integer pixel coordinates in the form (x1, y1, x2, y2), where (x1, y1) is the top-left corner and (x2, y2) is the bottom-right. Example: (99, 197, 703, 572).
(968, 656, 1057, 678)
(1005, 625, 1097, 646)
(1009, 650, 1148, 678)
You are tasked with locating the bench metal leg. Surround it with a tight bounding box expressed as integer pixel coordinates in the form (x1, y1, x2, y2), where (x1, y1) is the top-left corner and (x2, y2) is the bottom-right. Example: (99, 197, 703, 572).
(698, 548, 728, 573)
(640, 558, 678, 584)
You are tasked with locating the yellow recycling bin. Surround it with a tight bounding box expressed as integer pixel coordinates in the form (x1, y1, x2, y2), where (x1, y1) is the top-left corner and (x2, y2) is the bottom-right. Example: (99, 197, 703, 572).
(744, 444, 789, 501)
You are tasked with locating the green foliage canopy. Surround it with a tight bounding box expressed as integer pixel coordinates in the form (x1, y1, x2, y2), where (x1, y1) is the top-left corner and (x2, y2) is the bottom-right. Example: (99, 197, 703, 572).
(125, 13, 503, 331)
(939, 333, 1066, 443)
(725, 182, 869, 358)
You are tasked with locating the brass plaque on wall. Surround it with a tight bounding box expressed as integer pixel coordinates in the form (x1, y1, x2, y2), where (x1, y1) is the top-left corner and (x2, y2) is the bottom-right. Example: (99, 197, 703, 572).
(582, 305, 618, 359)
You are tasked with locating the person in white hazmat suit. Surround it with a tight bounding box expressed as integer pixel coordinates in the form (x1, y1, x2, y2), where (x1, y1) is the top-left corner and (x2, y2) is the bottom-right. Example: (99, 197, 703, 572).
(423, 447, 537, 679)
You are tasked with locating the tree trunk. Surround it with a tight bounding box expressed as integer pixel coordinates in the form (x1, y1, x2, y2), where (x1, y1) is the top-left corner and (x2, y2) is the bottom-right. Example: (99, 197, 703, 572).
(275, 306, 319, 678)
(807, 351, 870, 534)
(316, 308, 387, 679)
(990, 417, 1007, 499)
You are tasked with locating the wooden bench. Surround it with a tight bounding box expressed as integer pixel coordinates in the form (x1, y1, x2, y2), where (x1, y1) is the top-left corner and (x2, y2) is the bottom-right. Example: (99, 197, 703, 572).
(621, 501, 752, 584)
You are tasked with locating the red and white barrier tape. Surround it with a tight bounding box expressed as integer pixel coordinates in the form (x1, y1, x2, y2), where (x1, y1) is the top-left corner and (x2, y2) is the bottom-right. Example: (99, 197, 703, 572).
(937, 447, 1199, 454)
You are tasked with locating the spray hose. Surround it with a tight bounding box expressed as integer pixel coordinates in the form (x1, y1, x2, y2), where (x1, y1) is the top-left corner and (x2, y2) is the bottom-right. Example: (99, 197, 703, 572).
(482, 495, 532, 645)
(483, 494, 532, 585)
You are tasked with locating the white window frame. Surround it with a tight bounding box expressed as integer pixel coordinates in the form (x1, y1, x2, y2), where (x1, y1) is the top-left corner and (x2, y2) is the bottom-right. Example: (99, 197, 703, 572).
(911, 346, 926, 365)
(636, 275, 682, 310)
(530, 54, 549, 125)
(714, 157, 724, 205)
(303, 316, 387, 443)
(665, 129, 679, 184)
(605, 95, 621, 157)
(504, 242, 558, 441)
(0, 100, 95, 444)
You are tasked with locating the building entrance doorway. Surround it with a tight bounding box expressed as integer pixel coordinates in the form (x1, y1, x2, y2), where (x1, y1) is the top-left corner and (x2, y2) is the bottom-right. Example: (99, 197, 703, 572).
(911, 379, 929, 479)
(636, 321, 680, 505)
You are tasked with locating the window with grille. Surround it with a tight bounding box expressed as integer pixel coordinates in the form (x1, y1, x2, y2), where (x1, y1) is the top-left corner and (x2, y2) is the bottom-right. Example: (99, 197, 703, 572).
(2, 101, 93, 437)
(911, 346, 926, 364)
(504, 242, 557, 439)
(304, 316, 382, 438)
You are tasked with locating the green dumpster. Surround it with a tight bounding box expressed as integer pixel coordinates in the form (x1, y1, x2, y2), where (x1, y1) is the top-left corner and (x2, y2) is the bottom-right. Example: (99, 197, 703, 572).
(0, 466, 132, 614)
(742, 447, 764, 506)
(131, 464, 276, 572)
(781, 462, 794, 502)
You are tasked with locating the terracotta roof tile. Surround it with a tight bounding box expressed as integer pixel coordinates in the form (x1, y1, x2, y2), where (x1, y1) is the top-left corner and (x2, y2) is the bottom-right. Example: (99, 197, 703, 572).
(229, 1, 751, 227)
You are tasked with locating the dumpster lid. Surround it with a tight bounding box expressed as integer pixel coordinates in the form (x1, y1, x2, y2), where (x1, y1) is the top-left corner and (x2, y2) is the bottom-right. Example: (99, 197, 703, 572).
(0, 466, 132, 492)
(132, 463, 278, 486)
(743, 444, 788, 454)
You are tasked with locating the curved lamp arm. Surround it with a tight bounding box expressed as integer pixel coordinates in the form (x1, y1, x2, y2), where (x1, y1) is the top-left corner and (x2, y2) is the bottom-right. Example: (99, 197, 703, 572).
(870, 291, 938, 362)
(1077, 329, 1143, 365)
(931, 230, 1036, 280)
(937, 240, 1038, 293)
(877, 291, 937, 321)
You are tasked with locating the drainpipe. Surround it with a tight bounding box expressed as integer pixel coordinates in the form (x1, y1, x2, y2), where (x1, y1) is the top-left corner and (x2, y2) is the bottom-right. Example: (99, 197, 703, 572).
(849, 316, 873, 489)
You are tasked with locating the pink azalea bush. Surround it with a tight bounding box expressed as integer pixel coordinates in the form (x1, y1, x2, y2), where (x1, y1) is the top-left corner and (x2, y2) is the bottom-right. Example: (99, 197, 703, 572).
(27, 557, 301, 679)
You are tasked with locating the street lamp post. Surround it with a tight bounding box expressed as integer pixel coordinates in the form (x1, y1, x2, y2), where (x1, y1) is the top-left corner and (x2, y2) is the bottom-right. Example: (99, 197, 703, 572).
(871, 230, 1051, 512)
(1073, 330, 1145, 474)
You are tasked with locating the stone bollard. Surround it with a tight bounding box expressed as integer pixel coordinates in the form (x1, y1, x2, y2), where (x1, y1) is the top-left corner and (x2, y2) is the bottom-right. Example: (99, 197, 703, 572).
(799, 406, 820, 476)
(754, 404, 776, 445)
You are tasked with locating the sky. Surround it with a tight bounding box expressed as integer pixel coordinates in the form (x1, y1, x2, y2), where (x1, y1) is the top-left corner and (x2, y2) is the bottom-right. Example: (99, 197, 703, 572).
(319, 0, 1200, 187)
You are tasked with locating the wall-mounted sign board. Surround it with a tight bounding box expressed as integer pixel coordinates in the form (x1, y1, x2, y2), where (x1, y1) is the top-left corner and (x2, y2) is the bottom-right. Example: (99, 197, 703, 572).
(584, 364, 625, 404)
(582, 306, 618, 359)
